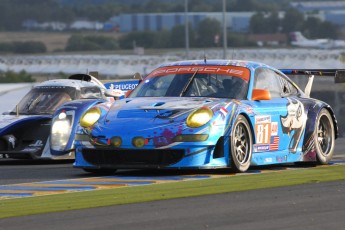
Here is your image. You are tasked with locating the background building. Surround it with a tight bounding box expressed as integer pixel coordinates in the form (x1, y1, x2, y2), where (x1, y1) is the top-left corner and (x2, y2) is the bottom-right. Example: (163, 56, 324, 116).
(291, 1, 345, 26)
(107, 12, 255, 33)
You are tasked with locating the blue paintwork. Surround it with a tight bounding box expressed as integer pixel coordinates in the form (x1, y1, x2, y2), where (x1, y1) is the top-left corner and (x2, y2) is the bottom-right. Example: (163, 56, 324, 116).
(74, 60, 338, 171)
(0, 115, 51, 134)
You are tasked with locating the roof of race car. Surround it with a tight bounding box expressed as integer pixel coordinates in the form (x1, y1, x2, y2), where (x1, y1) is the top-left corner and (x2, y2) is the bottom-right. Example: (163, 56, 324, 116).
(34, 78, 101, 90)
(158, 59, 273, 70)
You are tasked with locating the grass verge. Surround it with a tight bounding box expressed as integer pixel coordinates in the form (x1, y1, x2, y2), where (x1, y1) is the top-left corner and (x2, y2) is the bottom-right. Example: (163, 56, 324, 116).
(1, 165, 345, 219)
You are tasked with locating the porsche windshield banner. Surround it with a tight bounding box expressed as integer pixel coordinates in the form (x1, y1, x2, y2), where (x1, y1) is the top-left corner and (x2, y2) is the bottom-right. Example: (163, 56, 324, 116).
(149, 65, 250, 82)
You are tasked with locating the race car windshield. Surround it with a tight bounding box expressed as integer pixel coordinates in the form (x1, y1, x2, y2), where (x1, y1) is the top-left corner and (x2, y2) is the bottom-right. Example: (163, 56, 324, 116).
(12, 86, 76, 115)
(129, 73, 248, 99)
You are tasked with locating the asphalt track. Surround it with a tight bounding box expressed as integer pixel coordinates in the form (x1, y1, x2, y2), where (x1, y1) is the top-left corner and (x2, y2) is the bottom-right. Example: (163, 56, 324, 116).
(0, 139, 345, 229)
(1, 180, 344, 230)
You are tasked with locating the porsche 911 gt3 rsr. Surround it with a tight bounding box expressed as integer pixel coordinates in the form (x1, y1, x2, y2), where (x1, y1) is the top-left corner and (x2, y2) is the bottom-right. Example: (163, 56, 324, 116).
(73, 60, 339, 173)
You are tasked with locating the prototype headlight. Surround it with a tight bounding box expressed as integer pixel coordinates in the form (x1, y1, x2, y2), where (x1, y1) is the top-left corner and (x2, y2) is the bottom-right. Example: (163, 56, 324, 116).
(51, 111, 72, 151)
(186, 107, 213, 128)
(80, 107, 101, 128)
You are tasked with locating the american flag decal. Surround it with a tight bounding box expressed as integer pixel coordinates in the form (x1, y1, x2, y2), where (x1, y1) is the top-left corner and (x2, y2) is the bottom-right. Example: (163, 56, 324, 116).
(219, 107, 228, 117)
(270, 136, 279, 151)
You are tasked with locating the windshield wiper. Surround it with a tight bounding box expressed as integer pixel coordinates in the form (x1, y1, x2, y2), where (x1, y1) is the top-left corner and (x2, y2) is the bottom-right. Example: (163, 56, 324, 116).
(180, 70, 198, 97)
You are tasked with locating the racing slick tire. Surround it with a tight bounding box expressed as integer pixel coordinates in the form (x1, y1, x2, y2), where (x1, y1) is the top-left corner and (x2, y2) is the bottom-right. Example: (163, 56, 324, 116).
(314, 108, 335, 165)
(83, 168, 117, 175)
(230, 115, 253, 173)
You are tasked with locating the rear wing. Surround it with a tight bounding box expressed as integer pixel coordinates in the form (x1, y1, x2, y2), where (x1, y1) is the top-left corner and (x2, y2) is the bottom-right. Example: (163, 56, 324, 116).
(69, 73, 106, 89)
(280, 69, 345, 97)
(280, 69, 345, 83)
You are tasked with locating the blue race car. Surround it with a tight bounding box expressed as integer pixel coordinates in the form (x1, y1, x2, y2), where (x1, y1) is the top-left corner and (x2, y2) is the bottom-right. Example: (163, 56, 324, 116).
(73, 60, 339, 173)
(0, 73, 121, 160)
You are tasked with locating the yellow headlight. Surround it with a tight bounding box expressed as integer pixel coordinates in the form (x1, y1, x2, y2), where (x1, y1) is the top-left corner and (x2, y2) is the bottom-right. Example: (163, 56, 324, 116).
(80, 107, 101, 128)
(186, 107, 213, 128)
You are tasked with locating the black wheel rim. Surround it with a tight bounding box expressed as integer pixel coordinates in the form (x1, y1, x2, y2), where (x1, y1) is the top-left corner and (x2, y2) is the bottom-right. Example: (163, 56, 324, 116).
(317, 115, 332, 155)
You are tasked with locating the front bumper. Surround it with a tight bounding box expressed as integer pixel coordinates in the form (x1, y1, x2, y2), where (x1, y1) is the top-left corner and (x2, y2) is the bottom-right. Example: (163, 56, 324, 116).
(79, 147, 185, 169)
(74, 141, 228, 170)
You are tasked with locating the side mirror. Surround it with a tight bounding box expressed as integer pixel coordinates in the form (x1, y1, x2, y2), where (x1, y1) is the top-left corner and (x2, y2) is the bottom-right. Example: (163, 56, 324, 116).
(252, 89, 271, 101)
(104, 89, 125, 99)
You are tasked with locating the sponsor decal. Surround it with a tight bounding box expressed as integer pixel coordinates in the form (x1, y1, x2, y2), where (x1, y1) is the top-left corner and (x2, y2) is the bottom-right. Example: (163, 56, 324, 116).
(280, 98, 307, 153)
(271, 122, 278, 136)
(255, 115, 272, 144)
(254, 144, 270, 152)
(264, 158, 273, 163)
(276, 155, 287, 163)
(270, 136, 279, 151)
(149, 65, 250, 81)
(219, 107, 228, 118)
(255, 115, 271, 124)
(104, 81, 139, 92)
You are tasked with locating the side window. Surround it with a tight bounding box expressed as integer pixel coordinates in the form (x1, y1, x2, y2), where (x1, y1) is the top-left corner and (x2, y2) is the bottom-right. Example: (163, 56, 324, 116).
(279, 76, 299, 96)
(254, 68, 282, 98)
(144, 75, 174, 96)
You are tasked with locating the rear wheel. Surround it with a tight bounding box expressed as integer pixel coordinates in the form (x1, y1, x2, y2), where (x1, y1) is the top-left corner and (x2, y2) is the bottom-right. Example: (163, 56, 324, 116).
(230, 115, 253, 172)
(314, 109, 335, 164)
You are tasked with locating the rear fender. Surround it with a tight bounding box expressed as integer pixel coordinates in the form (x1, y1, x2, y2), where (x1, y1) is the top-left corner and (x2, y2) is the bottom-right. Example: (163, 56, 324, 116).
(302, 102, 338, 154)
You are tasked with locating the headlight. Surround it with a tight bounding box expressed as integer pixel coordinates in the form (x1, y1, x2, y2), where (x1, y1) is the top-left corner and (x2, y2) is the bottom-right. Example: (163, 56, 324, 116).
(80, 107, 101, 128)
(186, 107, 213, 128)
(51, 111, 72, 151)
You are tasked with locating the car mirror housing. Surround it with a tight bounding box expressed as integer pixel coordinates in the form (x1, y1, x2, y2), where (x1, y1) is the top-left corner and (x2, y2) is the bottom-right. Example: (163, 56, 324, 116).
(252, 89, 271, 100)
(104, 89, 125, 99)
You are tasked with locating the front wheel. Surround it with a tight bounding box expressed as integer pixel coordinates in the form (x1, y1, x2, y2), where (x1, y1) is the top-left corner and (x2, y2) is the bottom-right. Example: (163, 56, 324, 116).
(230, 115, 253, 172)
(314, 109, 335, 164)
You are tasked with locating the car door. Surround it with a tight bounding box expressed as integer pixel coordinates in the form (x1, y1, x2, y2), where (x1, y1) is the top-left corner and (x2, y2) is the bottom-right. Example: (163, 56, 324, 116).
(251, 68, 291, 153)
(277, 74, 307, 153)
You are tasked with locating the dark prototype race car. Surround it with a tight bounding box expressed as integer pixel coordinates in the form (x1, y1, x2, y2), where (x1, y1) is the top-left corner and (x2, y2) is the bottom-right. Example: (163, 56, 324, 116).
(73, 60, 341, 173)
(0, 74, 116, 160)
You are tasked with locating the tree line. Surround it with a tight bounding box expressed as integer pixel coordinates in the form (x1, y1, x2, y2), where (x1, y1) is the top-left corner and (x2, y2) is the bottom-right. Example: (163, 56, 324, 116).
(0, 0, 341, 53)
(0, 9, 338, 54)
(0, 0, 289, 31)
